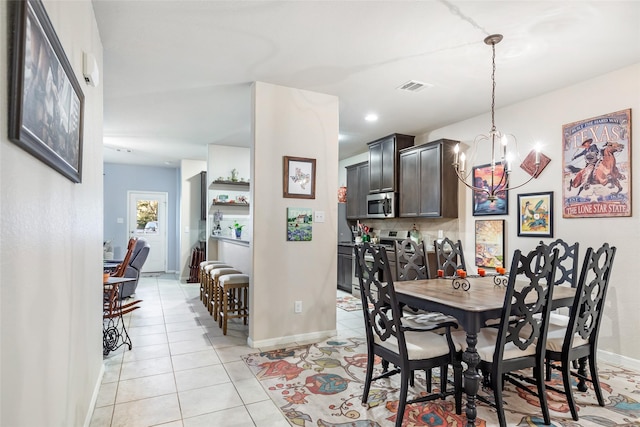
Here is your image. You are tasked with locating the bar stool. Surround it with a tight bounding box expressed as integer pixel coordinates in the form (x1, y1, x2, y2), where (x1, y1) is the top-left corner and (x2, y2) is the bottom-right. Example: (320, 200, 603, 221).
(201, 262, 232, 305)
(217, 274, 250, 335)
(208, 267, 241, 318)
(199, 260, 223, 301)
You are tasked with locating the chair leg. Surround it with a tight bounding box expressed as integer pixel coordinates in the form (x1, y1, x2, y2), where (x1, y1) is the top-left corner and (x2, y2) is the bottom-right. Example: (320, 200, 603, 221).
(492, 370, 507, 427)
(395, 368, 410, 427)
(362, 350, 375, 403)
(534, 365, 551, 425)
(545, 358, 552, 381)
(588, 353, 605, 407)
(561, 357, 579, 421)
(439, 365, 447, 397)
(423, 369, 430, 392)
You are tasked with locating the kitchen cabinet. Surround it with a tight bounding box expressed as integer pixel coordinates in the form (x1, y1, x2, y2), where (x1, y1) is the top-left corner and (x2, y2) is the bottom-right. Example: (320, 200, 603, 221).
(337, 244, 354, 292)
(368, 134, 414, 194)
(345, 161, 369, 219)
(399, 139, 459, 218)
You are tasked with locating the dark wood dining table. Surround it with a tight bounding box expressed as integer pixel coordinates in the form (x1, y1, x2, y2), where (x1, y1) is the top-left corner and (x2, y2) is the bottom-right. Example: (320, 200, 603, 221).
(395, 275, 575, 427)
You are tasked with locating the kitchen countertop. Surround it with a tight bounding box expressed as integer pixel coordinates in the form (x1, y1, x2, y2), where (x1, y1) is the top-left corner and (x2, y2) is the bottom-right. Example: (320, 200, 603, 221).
(211, 235, 250, 246)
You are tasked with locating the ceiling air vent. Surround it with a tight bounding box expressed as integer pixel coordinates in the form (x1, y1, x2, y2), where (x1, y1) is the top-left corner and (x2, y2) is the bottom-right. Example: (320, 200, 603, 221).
(397, 80, 430, 93)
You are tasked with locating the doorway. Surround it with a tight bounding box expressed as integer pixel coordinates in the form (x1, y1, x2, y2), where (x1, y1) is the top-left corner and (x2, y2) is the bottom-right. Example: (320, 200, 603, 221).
(128, 191, 168, 272)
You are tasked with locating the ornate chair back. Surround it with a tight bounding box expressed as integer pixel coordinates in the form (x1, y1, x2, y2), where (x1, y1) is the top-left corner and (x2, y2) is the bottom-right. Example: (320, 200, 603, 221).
(539, 238, 580, 287)
(434, 237, 466, 276)
(394, 239, 430, 281)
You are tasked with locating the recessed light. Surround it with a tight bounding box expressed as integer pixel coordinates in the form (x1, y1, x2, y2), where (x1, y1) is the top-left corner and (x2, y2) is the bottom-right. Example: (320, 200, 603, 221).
(365, 113, 378, 122)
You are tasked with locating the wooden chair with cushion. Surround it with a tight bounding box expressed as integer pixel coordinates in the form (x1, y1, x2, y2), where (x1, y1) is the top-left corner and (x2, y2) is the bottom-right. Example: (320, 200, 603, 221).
(544, 243, 616, 421)
(451, 244, 559, 427)
(394, 238, 458, 391)
(434, 237, 466, 277)
(217, 274, 250, 335)
(538, 239, 580, 327)
(354, 242, 462, 427)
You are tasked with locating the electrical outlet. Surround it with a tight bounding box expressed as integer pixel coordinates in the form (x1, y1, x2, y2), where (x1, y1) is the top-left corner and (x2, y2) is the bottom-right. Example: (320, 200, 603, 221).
(294, 300, 302, 313)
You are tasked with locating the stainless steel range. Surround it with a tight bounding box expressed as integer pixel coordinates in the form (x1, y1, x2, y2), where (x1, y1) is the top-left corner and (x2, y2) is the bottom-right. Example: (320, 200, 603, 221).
(377, 229, 410, 249)
(352, 229, 409, 297)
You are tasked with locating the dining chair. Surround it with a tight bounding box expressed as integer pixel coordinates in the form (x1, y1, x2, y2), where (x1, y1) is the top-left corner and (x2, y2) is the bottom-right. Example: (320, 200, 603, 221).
(395, 239, 431, 280)
(451, 244, 559, 427)
(354, 242, 462, 427)
(536, 239, 580, 331)
(394, 238, 458, 391)
(434, 237, 466, 277)
(544, 242, 616, 421)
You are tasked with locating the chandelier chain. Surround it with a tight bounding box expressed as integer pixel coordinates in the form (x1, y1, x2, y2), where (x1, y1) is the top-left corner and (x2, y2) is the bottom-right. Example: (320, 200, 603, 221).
(491, 41, 496, 132)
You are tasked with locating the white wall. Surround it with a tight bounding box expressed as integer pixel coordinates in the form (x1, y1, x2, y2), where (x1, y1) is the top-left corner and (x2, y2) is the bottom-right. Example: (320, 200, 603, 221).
(250, 82, 339, 347)
(179, 159, 207, 280)
(425, 64, 640, 363)
(0, 1, 105, 425)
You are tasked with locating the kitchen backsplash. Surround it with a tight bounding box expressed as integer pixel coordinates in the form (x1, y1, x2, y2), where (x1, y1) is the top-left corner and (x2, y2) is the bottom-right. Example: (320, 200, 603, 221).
(352, 217, 459, 246)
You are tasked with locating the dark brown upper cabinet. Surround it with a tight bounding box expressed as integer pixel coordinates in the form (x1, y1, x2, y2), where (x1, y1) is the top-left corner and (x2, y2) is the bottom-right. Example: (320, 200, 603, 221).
(367, 134, 414, 194)
(399, 139, 459, 218)
(345, 161, 369, 219)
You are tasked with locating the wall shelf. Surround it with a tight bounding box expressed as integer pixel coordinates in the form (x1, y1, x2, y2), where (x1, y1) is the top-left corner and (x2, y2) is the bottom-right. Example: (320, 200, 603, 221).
(211, 202, 250, 207)
(209, 180, 250, 188)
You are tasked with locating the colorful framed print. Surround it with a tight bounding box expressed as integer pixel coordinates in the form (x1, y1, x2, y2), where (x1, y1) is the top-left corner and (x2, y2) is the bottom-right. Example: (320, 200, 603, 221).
(286, 207, 312, 241)
(8, 0, 84, 183)
(475, 219, 505, 268)
(517, 191, 554, 237)
(472, 163, 508, 216)
(283, 156, 316, 199)
(562, 109, 631, 218)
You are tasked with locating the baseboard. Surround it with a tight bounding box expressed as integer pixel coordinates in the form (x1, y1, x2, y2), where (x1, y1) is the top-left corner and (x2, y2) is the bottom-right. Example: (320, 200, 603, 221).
(598, 349, 640, 371)
(83, 362, 105, 427)
(247, 329, 337, 349)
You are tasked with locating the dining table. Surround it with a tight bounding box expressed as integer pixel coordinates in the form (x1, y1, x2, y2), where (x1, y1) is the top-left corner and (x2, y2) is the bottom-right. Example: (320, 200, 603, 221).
(394, 274, 576, 427)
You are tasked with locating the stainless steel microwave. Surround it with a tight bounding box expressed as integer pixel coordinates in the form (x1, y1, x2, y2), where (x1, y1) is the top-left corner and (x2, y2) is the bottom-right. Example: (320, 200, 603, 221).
(366, 192, 396, 218)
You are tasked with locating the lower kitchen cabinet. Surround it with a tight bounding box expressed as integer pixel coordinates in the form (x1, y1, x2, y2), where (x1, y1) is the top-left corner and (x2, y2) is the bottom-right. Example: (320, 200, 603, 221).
(337, 244, 354, 292)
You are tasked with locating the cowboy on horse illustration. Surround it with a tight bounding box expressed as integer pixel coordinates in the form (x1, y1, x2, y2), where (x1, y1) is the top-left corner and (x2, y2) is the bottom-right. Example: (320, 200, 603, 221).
(567, 139, 626, 195)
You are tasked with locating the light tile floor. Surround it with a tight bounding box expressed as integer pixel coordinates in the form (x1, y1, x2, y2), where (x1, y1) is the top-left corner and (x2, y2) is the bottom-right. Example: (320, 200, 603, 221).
(91, 274, 363, 427)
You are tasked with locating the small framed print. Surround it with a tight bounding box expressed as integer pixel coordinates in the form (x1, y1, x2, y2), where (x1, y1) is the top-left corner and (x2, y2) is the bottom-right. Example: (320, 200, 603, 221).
(475, 219, 505, 268)
(283, 156, 316, 199)
(517, 191, 554, 237)
(472, 163, 508, 216)
(286, 207, 312, 241)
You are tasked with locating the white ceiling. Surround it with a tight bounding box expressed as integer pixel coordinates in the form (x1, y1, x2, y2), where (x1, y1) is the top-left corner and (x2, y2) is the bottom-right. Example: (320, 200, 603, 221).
(93, 0, 640, 167)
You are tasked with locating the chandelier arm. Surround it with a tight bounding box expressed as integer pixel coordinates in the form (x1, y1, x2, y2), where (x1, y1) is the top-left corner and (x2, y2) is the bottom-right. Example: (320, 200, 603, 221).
(493, 165, 540, 194)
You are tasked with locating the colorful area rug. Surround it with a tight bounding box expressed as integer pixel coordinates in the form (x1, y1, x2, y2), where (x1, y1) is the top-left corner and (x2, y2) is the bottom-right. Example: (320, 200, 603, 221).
(242, 337, 640, 426)
(336, 295, 365, 312)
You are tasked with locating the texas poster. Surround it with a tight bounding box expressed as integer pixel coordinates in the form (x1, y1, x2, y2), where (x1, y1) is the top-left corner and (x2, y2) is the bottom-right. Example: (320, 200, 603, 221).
(562, 109, 631, 218)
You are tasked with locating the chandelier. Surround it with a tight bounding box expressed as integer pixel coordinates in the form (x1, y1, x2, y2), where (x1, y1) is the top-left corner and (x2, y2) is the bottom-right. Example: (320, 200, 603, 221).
(453, 34, 541, 201)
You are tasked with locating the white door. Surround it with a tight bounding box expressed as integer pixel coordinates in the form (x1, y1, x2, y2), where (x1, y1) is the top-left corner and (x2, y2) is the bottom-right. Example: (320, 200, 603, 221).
(128, 191, 167, 272)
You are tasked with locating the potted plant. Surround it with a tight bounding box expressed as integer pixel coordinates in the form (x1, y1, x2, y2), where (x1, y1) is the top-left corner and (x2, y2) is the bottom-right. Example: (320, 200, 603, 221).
(229, 221, 244, 239)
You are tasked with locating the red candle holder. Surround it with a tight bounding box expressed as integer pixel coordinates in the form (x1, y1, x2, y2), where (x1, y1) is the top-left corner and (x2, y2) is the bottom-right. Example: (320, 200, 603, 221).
(478, 268, 486, 277)
(437, 269, 444, 277)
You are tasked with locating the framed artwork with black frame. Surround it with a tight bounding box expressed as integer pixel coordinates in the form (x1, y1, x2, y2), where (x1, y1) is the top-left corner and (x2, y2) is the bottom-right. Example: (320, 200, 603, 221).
(472, 163, 508, 216)
(283, 156, 316, 199)
(475, 219, 505, 268)
(8, 0, 84, 183)
(517, 191, 554, 237)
